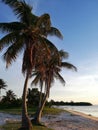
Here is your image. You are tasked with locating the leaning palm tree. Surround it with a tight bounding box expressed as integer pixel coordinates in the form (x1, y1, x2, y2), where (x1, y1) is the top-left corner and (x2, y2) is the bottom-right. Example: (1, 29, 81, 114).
(31, 50, 77, 124)
(0, 0, 63, 129)
(0, 79, 7, 100)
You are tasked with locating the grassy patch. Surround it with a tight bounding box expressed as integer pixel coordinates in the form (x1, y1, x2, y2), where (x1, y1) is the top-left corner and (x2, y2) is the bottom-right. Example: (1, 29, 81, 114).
(43, 106, 66, 115)
(0, 108, 22, 115)
(0, 106, 66, 115)
(0, 107, 36, 115)
(0, 122, 52, 130)
(0, 106, 66, 130)
(0, 122, 21, 130)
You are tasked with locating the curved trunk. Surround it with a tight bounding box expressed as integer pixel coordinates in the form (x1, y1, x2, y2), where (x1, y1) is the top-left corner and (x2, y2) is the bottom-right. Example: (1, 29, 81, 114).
(33, 83, 49, 124)
(33, 93, 48, 124)
(20, 74, 33, 130)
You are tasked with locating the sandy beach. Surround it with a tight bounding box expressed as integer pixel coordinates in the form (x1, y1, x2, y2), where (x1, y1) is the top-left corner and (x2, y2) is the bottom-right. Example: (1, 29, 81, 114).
(0, 112, 21, 126)
(42, 110, 98, 130)
(1, 110, 98, 130)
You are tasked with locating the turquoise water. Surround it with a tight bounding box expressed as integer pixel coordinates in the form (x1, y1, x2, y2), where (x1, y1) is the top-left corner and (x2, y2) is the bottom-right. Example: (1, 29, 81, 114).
(58, 105, 98, 118)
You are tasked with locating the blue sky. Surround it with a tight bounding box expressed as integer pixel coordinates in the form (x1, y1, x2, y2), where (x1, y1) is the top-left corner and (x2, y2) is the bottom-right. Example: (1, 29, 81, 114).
(0, 0, 98, 104)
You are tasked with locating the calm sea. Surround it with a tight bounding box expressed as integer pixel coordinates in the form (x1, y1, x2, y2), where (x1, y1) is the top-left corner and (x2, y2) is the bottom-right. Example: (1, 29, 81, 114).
(58, 105, 98, 118)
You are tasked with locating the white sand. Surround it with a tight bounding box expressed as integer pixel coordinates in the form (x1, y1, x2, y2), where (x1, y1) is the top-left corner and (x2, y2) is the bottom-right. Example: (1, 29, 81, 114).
(0, 113, 21, 125)
(42, 110, 98, 130)
(1, 111, 98, 130)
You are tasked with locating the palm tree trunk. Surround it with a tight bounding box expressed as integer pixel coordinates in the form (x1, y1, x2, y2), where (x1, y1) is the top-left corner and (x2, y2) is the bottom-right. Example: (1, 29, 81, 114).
(20, 73, 33, 130)
(39, 81, 43, 108)
(0, 89, 1, 102)
(33, 81, 50, 124)
(33, 90, 48, 124)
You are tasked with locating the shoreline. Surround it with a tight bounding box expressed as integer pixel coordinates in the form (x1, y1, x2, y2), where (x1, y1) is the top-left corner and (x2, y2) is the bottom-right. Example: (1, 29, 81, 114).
(67, 109, 98, 121)
(1, 109, 98, 130)
(42, 109, 98, 130)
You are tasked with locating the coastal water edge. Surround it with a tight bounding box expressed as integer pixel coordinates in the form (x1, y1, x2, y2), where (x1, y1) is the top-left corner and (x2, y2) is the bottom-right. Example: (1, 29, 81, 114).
(57, 105, 98, 118)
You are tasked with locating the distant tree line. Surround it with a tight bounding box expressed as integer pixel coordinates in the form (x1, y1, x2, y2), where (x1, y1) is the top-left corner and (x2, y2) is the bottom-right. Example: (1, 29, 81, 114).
(49, 100, 92, 106)
(0, 87, 92, 109)
(0, 88, 48, 108)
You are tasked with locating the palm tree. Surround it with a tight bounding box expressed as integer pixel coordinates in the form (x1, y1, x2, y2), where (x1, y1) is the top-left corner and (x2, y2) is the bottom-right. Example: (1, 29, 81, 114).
(27, 88, 44, 107)
(2, 89, 16, 102)
(0, 0, 63, 129)
(0, 79, 7, 101)
(31, 50, 77, 124)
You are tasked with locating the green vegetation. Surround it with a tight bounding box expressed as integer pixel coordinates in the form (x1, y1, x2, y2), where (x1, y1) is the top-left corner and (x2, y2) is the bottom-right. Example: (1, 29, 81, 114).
(0, 122, 21, 130)
(0, 107, 34, 115)
(50, 100, 92, 106)
(0, 79, 7, 100)
(43, 107, 65, 115)
(0, 106, 65, 115)
(0, 107, 64, 130)
(0, 122, 52, 130)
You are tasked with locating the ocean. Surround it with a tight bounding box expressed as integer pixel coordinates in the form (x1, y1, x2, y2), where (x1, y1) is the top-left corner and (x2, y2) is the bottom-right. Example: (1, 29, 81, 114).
(58, 105, 98, 118)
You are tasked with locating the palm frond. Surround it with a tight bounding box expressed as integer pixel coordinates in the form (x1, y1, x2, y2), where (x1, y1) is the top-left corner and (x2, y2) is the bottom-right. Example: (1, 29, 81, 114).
(55, 72, 65, 86)
(3, 38, 24, 68)
(1, 0, 18, 6)
(40, 36, 60, 57)
(48, 27, 63, 39)
(59, 50, 69, 59)
(14, 0, 33, 24)
(30, 71, 38, 78)
(37, 13, 51, 30)
(0, 32, 20, 50)
(0, 22, 25, 32)
(31, 74, 40, 86)
(61, 62, 77, 71)
(0, 79, 7, 89)
(2, 0, 33, 25)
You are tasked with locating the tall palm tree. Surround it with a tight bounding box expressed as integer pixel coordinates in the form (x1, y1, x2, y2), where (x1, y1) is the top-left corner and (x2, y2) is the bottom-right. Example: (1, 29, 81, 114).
(31, 50, 77, 124)
(0, 0, 63, 129)
(0, 79, 7, 101)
